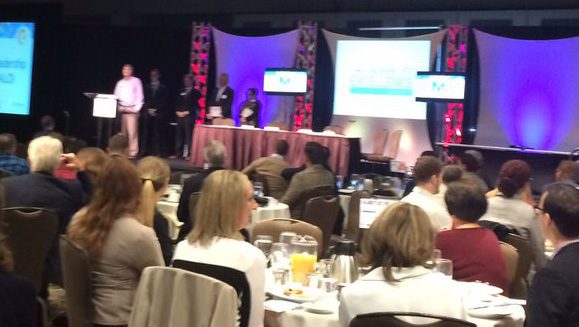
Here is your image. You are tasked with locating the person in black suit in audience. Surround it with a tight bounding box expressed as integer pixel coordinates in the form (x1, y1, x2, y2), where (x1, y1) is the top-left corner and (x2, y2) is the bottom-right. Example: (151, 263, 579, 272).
(207, 73, 234, 122)
(527, 183, 579, 326)
(2, 136, 87, 291)
(176, 140, 227, 240)
(173, 74, 201, 159)
(141, 68, 169, 156)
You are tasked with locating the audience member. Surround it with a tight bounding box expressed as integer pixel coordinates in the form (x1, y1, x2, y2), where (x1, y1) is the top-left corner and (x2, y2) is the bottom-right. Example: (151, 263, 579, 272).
(177, 140, 226, 240)
(242, 139, 290, 199)
(402, 150, 439, 197)
(281, 142, 335, 217)
(108, 133, 130, 157)
(543, 160, 579, 192)
(436, 179, 507, 290)
(33, 115, 56, 138)
(0, 133, 29, 175)
(339, 202, 466, 326)
(435, 164, 463, 201)
(0, 184, 37, 327)
(281, 143, 333, 182)
(67, 156, 164, 326)
(459, 150, 490, 192)
(527, 183, 579, 326)
(481, 160, 547, 274)
(76, 147, 109, 196)
(2, 136, 86, 286)
(401, 156, 451, 230)
(136, 156, 173, 265)
(172, 170, 266, 327)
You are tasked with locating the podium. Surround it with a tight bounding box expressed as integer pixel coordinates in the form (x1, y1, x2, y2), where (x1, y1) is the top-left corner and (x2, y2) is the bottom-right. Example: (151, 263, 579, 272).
(84, 93, 117, 148)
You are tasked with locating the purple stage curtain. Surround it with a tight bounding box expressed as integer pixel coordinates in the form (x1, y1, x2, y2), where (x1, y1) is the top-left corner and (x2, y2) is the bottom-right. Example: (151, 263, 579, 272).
(190, 125, 358, 177)
(212, 28, 300, 127)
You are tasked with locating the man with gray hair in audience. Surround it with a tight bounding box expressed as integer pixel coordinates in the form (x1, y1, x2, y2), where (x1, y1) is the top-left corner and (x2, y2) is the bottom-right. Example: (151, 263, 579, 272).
(177, 140, 227, 240)
(2, 136, 86, 292)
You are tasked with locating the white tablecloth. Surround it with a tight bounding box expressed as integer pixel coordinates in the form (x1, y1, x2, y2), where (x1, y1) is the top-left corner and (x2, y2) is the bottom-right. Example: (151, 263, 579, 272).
(252, 203, 291, 223)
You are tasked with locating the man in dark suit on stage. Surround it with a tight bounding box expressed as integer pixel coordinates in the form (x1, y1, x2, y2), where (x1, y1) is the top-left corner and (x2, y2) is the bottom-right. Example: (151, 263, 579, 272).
(527, 183, 579, 326)
(207, 73, 234, 121)
(141, 68, 169, 156)
(173, 74, 201, 159)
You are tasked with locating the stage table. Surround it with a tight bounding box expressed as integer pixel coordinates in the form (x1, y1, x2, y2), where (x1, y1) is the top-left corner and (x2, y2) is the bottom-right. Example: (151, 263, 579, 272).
(191, 125, 361, 177)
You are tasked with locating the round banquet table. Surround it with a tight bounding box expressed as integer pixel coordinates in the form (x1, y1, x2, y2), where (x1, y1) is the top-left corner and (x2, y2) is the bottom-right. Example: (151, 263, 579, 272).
(252, 202, 291, 223)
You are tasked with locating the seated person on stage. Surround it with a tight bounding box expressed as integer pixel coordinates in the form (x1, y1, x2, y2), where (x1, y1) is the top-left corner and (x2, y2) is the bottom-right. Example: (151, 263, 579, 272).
(436, 179, 507, 291)
(2, 136, 87, 290)
(108, 133, 130, 158)
(459, 150, 490, 192)
(0, 133, 29, 176)
(339, 202, 467, 327)
(68, 157, 164, 327)
(242, 140, 290, 199)
(527, 184, 579, 326)
(281, 142, 335, 218)
(172, 170, 266, 327)
(0, 186, 37, 327)
(137, 156, 174, 265)
(177, 140, 226, 240)
(239, 88, 261, 127)
(401, 156, 451, 231)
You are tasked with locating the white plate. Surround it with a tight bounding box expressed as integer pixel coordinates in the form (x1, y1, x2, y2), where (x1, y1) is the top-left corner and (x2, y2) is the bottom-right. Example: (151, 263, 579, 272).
(267, 286, 322, 303)
(463, 282, 503, 296)
(302, 302, 335, 314)
(468, 305, 514, 319)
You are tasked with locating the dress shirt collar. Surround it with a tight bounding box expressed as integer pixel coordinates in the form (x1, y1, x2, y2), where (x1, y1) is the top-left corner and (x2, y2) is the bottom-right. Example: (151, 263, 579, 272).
(270, 154, 283, 159)
(553, 238, 579, 257)
(360, 266, 433, 282)
(412, 186, 436, 197)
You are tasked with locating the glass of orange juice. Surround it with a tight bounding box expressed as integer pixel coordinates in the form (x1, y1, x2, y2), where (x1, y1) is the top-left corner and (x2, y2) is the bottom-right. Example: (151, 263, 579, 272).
(290, 236, 318, 285)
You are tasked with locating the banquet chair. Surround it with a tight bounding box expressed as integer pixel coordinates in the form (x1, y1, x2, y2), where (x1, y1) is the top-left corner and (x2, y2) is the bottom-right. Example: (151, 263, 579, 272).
(361, 128, 389, 162)
(213, 118, 235, 126)
(59, 236, 93, 327)
(302, 195, 340, 256)
(292, 184, 337, 219)
(252, 218, 323, 254)
(503, 233, 532, 299)
(383, 129, 403, 160)
(344, 190, 371, 242)
(0, 168, 13, 178)
(499, 241, 519, 296)
(169, 171, 183, 185)
(323, 125, 344, 135)
(129, 267, 237, 327)
(2, 207, 58, 293)
(349, 312, 476, 327)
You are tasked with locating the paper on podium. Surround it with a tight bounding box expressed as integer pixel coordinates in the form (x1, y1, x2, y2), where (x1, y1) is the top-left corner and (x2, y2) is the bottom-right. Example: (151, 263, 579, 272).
(209, 106, 222, 118)
(91, 94, 117, 118)
(241, 107, 253, 118)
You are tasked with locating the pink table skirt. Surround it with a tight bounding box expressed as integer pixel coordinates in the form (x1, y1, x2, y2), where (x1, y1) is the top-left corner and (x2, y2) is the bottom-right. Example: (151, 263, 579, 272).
(190, 125, 360, 176)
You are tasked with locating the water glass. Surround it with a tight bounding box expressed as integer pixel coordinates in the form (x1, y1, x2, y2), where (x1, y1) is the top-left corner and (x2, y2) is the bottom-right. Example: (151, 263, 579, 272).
(317, 258, 334, 278)
(279, 231, 297, 244)
(273, 268, 289, 285)
(270, 242, 290, 270)
(336, 175, 344, 189)
(436, 258, 453, 278)
(253, 182, 264, 197)
(350, 174, 360, 189)
(254, 236, 273, 258)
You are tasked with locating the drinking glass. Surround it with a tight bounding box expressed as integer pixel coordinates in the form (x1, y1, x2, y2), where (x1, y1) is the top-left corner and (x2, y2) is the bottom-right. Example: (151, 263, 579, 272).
(270, 242, 290, 270)
(290, 236, 318, 285)
(336, 175, 344, 189)
(436, 258, 453, 278)
(279, 231, 297, 244)
(317, 258, 334, 278)
(253, 182, 264, 197)
(254, 235, 273, 259)
(350, 174, 360, 189)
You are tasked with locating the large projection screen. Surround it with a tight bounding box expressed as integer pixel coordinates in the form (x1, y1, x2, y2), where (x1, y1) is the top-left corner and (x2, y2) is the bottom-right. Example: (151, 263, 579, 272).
(474, 30, 579, 152)
(0, 22, 35, 115)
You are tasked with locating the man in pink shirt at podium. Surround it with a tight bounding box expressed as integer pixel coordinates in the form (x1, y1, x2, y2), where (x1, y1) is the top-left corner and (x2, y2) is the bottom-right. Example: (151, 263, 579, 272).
(114, 64, 144, 158)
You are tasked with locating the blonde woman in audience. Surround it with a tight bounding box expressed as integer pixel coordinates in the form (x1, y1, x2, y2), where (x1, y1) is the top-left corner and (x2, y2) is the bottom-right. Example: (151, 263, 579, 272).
(136, 156, 173, 264)
(172, 170, 266, 327)
(339, 202, 467, 326)
(68, 156, 164, 327)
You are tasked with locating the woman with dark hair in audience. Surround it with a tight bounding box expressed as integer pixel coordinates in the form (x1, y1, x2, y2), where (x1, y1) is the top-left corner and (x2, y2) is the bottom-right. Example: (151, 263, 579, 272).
(482, 159, 547, 274)
(436, 179, 507, 291)
(172, 170, 266, 327)
(0, 185, 37, 327)
(136, 156, 173, 265)
(67, 156, 164, 327)
(339, 202, 466, 326)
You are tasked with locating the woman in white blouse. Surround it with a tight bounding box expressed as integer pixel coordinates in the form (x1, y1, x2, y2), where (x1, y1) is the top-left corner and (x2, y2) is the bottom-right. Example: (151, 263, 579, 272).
(339, 202, 467, 326)
(172, 170, 266, 327)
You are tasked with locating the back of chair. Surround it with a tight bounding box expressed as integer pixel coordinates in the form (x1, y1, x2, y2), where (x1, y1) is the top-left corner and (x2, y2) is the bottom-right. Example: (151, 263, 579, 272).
(253, 218, 323, 254)
(213, 118, 235, 126)
(302, 195, 340, 255)
(344, 190, 371, 242)
(499, 241, 519, 296)
(372, 129, 389, 156)
(129, 267, 238, 327)
(349, 312, 476, 327)
(188, 192, 201, 230)
(503, 233, 532, 299)
(292, 185, 336, 218)
(384, 129, 403, 160)
(2, 207, 58, 293)
(0, 168, 13, 178)
(59, 236, 93, 327)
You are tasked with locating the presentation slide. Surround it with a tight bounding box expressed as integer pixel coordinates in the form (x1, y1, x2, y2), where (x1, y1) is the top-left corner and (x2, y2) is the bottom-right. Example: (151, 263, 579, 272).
(333, 40, 431, 120)
(414, 74, 465, 101)
(0, 22, 35, 115)
(263, 69, 307, 94)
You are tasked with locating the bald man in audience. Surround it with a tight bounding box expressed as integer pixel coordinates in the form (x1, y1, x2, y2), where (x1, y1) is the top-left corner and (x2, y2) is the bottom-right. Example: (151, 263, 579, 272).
(107, 133, 130, 158)
(242, 140, 290, 199)
(402, 156, 451, 230)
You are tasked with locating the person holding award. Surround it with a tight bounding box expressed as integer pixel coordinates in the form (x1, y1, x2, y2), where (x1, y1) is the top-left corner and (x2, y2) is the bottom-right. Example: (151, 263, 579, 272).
(239, 88, 261, 127)
(114, 64, 144, 158)
(207, 73, 234, 122)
